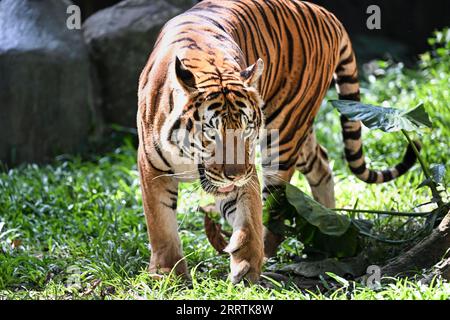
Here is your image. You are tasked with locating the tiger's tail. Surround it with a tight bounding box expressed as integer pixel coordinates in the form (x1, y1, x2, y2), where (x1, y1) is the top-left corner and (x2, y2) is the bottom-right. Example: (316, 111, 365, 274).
(333, 33, 420, 184)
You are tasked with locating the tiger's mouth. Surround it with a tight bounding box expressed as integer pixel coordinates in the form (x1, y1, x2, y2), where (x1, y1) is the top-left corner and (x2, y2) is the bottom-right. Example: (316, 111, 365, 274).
(217, 184, 235, 193)
(198, 165, 249, 196)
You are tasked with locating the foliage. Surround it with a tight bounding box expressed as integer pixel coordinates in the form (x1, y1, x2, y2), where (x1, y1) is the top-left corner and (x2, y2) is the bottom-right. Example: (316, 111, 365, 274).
(331, 97, 447, 237)
(316, 29, 450, 182)
(265, 76, 445, 258)
(331, 101, 432, 132)
(263, 184, 360, 258)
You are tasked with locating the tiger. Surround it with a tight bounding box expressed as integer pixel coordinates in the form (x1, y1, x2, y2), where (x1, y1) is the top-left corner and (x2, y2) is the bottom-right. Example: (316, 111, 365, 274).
(137, 0, 419, 284)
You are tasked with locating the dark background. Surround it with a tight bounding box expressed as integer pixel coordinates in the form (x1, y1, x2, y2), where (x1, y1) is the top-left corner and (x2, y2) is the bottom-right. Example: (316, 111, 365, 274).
(73, 0, 450, 60)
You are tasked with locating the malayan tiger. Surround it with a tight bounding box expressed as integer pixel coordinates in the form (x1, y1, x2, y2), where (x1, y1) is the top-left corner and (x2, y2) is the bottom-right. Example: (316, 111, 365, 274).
(137, 0, 419, 284)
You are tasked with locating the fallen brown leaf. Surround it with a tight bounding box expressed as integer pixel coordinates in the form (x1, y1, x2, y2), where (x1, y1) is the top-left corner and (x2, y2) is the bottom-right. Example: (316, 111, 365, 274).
(200, 205, 230, 254)
(12, 239, 22, 249)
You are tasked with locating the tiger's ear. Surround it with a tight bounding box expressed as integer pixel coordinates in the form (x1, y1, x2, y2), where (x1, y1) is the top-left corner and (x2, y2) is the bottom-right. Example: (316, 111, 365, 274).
(175, 56, 197, 92)
(240, 58, 264, 88)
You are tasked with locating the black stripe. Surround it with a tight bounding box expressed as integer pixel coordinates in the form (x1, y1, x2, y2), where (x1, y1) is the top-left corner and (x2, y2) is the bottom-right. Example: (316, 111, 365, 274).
(403, 142, 420, 167)
(345, 147, 363, 162)
(299, 152, 318, 175)
(147, 157, 173, 175)
(168, 90, 174, 112)
(153, 142, 172, 169)
(191, 13, 226, 32)
(283, 17, 294, 69)
(205, 173, 223, 184)
(339, 92, 360, 101)
(252, 0, 275, 40)
(207, 102, 223, 111)
(206, 92, 221, 101)
(224, 207, 236, 219)
(235, 101, 247, 109)
(342, 128, 362, 140)
(171, 37, 196, 45)
(161, 201, 177, 210)
(339, 45, 348, 56)
(278, 145, 294, 157)
(395, 142, 420, 175)
(337, 54, 354, 69)
(308, 172, 330, 188)
(395, 163, 409, 175)
(221, 199, 237, 219)
(198, 83, 220, 90)
(193, 110, 200, 122)
(175, 21, 195, 28)
(166, 188, 178, 197)
(319, 146, 329, 160)
(349, 163, 366, 175)
(150, 81, 164, 117)
(168, 118, 181, 143)
(181, 43, 203, 51)
(186, 118, 193, 132)
(197, 77, 220, 86)
(231, 90, 245, 98)
(381, 170, 394, 181)
(336, 75, 358, 85)
(366, 171, 378, 184)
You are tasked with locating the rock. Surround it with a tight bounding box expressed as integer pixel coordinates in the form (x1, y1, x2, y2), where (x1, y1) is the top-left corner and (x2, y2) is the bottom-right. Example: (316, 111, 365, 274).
(260, 272, 326, 291)
(0, 0, 93, 165)
(280, 254, 369, 278)
(166, 0, 198, 10)
(83, 0, 183, 128)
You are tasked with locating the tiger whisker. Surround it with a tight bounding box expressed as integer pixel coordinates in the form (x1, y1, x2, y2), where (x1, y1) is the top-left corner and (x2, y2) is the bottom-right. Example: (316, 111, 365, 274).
(152, 169, 198, 181)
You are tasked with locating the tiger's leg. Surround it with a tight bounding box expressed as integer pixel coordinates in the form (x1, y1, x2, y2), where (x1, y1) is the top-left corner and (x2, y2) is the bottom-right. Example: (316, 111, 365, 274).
(297, 131, 335, 208)
(217, 174, 264, 284)
(138, 148, 187, 276)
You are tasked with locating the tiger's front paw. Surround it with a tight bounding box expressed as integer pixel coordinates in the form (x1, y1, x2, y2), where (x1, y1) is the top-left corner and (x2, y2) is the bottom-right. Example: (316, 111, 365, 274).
(224, 228, 264, 284)
(148, 252, 189, 279)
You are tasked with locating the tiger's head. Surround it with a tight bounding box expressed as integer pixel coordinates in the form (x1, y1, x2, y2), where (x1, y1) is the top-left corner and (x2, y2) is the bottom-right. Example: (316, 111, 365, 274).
(171, 56, 265, 196)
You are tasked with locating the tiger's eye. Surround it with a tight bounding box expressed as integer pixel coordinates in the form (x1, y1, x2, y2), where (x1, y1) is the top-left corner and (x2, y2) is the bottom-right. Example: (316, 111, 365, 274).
(205, 128, 216, 139)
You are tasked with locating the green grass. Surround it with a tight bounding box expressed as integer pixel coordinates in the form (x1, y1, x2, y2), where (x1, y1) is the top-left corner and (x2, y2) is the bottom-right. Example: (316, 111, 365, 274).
(1, 30, 449, 300)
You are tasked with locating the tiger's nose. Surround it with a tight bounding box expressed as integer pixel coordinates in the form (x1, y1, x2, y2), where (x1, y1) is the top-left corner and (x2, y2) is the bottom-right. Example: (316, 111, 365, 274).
(224, 164, 246, 181)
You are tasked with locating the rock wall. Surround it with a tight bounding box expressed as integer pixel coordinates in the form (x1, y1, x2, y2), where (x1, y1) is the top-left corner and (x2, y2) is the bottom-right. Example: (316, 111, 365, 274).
(83, 0, 183, 127)
(0, 0, 93, 165)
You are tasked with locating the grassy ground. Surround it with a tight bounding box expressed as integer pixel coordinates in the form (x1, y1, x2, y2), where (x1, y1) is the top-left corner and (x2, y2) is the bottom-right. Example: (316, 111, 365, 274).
(0, 30, 449, 300)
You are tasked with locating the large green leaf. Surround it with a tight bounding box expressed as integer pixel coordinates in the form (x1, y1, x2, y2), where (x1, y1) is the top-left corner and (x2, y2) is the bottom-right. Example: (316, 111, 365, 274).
(331, 100, 432, 132)
(285, 184, 350, 236)
(263, 183, 361, 258)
